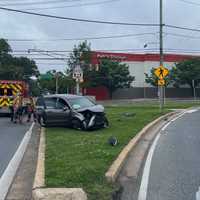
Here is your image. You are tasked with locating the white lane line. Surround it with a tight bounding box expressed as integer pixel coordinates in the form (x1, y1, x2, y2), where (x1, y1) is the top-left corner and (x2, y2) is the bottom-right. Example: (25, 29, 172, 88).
(138, 110, 188, 200)
(162, 111, 187, 131)
(171, 112, 186, 122)
(0, 123, 35, 200)
(186, 109, 198, 114)
(196, 187, 200, 200)
(138, 133, 161, 200)
(161, 121, 171, 131)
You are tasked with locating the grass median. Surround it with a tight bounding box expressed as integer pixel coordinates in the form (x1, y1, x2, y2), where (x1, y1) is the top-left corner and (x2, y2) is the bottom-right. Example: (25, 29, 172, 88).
(45, 102, 200, 200)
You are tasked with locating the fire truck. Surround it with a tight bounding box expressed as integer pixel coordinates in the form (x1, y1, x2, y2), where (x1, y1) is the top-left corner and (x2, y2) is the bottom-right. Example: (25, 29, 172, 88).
(0, 80, 29, 114)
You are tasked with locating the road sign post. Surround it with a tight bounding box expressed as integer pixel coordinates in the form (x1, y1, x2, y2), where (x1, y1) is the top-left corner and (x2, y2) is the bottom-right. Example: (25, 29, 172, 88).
(154, 65, 169, 111)
(73, 64, 83, 95)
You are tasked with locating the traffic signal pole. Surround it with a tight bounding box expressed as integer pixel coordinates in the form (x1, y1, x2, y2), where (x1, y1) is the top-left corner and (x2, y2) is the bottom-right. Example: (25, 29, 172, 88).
(159, 0, 164, 111)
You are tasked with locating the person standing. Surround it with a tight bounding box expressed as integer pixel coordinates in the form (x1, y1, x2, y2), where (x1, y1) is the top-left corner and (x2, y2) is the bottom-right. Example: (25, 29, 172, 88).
(27, 96, 37, 122)
(13, 93, 23, 123)
(9, 97, 14, 122)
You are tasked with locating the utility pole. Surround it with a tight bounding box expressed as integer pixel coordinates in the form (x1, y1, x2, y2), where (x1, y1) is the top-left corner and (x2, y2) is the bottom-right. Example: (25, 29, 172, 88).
(55, 72, 59, 94)
(159, 0, 164, 111)
(192, 79, 196, 100)
(76, 80, 80, 95)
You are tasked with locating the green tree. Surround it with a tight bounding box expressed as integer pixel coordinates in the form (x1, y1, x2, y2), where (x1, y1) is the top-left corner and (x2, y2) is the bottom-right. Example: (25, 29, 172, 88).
(0, 39, 11, 54)
(39, 70, 74, 94)
(67, 41, 93, 91)
(0, 39, 40, 96)
(67, 41, 91, 73)
(12, 56, 39, 80)
(170, 58, 200, 93)
(86, 59, 135, 98)
(0, 39, 39, 80)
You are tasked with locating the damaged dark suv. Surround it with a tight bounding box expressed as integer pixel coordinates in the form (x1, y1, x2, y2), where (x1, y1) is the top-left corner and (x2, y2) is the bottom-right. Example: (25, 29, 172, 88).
(35, 94, 109, 130)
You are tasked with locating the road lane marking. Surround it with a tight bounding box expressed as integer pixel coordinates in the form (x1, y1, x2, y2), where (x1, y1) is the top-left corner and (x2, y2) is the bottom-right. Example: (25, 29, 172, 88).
(196, 187, 200, 200)
(161, 121, 171, 131)
(138, 110, 188, 200)
(186, 109, 198, 114)
(0, 123, 35, 200)
(162, 111, 187, 131)
(171, 112, 186, 122)
(138, 133, 161, 200)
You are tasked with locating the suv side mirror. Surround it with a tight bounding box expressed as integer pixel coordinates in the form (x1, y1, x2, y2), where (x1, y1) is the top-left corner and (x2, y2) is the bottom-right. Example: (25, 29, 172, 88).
(63, 106, 69, 111)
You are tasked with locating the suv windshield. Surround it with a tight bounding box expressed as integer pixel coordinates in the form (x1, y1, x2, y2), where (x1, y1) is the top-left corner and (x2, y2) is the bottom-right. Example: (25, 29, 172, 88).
(68, 97, 95, 110)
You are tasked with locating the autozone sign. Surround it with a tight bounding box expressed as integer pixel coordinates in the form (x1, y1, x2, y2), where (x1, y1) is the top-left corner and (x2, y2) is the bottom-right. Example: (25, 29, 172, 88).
(97, 54, 127, 61)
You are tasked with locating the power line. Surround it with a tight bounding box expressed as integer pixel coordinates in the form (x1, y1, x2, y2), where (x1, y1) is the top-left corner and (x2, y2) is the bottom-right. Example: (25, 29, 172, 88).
(24, 0, 120, 11)
(36, 63, 67, 65)
(164, 32, 200, 39)
(177, 0, 200, 6)
(0, 6, 159, 26)
(1, 6, 199, 32)
(12, 48, 200, 54)
(6, 32, 156, 42)
(11, 49, 200, 58)
(0, 0, 28, 1)
(164, 48, 200, 52)
(12, 48, 159, 53)
(0, 0, 87, 6)
(12, 54, 66, 57)
(166, 24, 200, 32)
(20, 58, 68, 60)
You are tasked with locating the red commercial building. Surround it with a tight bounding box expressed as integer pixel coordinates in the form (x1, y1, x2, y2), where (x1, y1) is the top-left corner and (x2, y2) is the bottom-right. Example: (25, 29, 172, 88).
(84, 51, 199, 100)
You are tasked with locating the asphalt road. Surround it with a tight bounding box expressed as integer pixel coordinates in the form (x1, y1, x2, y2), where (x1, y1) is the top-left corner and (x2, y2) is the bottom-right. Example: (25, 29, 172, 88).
(0, 117, 30, 178)
(141, 109, 200, 200)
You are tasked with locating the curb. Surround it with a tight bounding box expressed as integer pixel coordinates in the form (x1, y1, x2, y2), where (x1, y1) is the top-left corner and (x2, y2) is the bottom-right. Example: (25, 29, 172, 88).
(105, 111, 178, 183)
(32, 128, 87, 200)
(32, 127, 45, 190)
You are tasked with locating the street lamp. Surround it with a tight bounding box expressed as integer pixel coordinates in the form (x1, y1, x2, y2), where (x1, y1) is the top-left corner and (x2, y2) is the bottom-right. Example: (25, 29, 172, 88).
(144, 42, 159, 48)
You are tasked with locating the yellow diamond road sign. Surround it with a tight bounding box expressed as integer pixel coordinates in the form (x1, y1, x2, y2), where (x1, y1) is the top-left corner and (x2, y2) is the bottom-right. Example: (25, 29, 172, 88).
(158, 79, 165, 86)
(154, 66, 169, 79)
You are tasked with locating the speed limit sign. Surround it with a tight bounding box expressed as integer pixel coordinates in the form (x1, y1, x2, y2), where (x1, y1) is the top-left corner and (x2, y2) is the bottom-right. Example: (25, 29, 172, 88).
(73, 65, 83, 81)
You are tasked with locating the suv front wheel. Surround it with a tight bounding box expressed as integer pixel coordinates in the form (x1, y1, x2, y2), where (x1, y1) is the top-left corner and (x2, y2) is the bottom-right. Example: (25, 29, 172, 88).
(72, 119, 86, 130)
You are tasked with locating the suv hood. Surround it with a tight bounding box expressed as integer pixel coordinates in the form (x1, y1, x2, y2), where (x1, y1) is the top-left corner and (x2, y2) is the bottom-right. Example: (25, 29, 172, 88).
(76, 104, 105, 113)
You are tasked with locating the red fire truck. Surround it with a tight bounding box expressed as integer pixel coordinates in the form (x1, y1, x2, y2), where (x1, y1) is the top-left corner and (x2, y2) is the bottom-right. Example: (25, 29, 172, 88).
(0, 80, 29, 114)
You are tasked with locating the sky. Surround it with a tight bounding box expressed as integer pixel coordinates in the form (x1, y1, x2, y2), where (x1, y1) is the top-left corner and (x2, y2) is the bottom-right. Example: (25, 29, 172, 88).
(0, 0, 200, 73)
